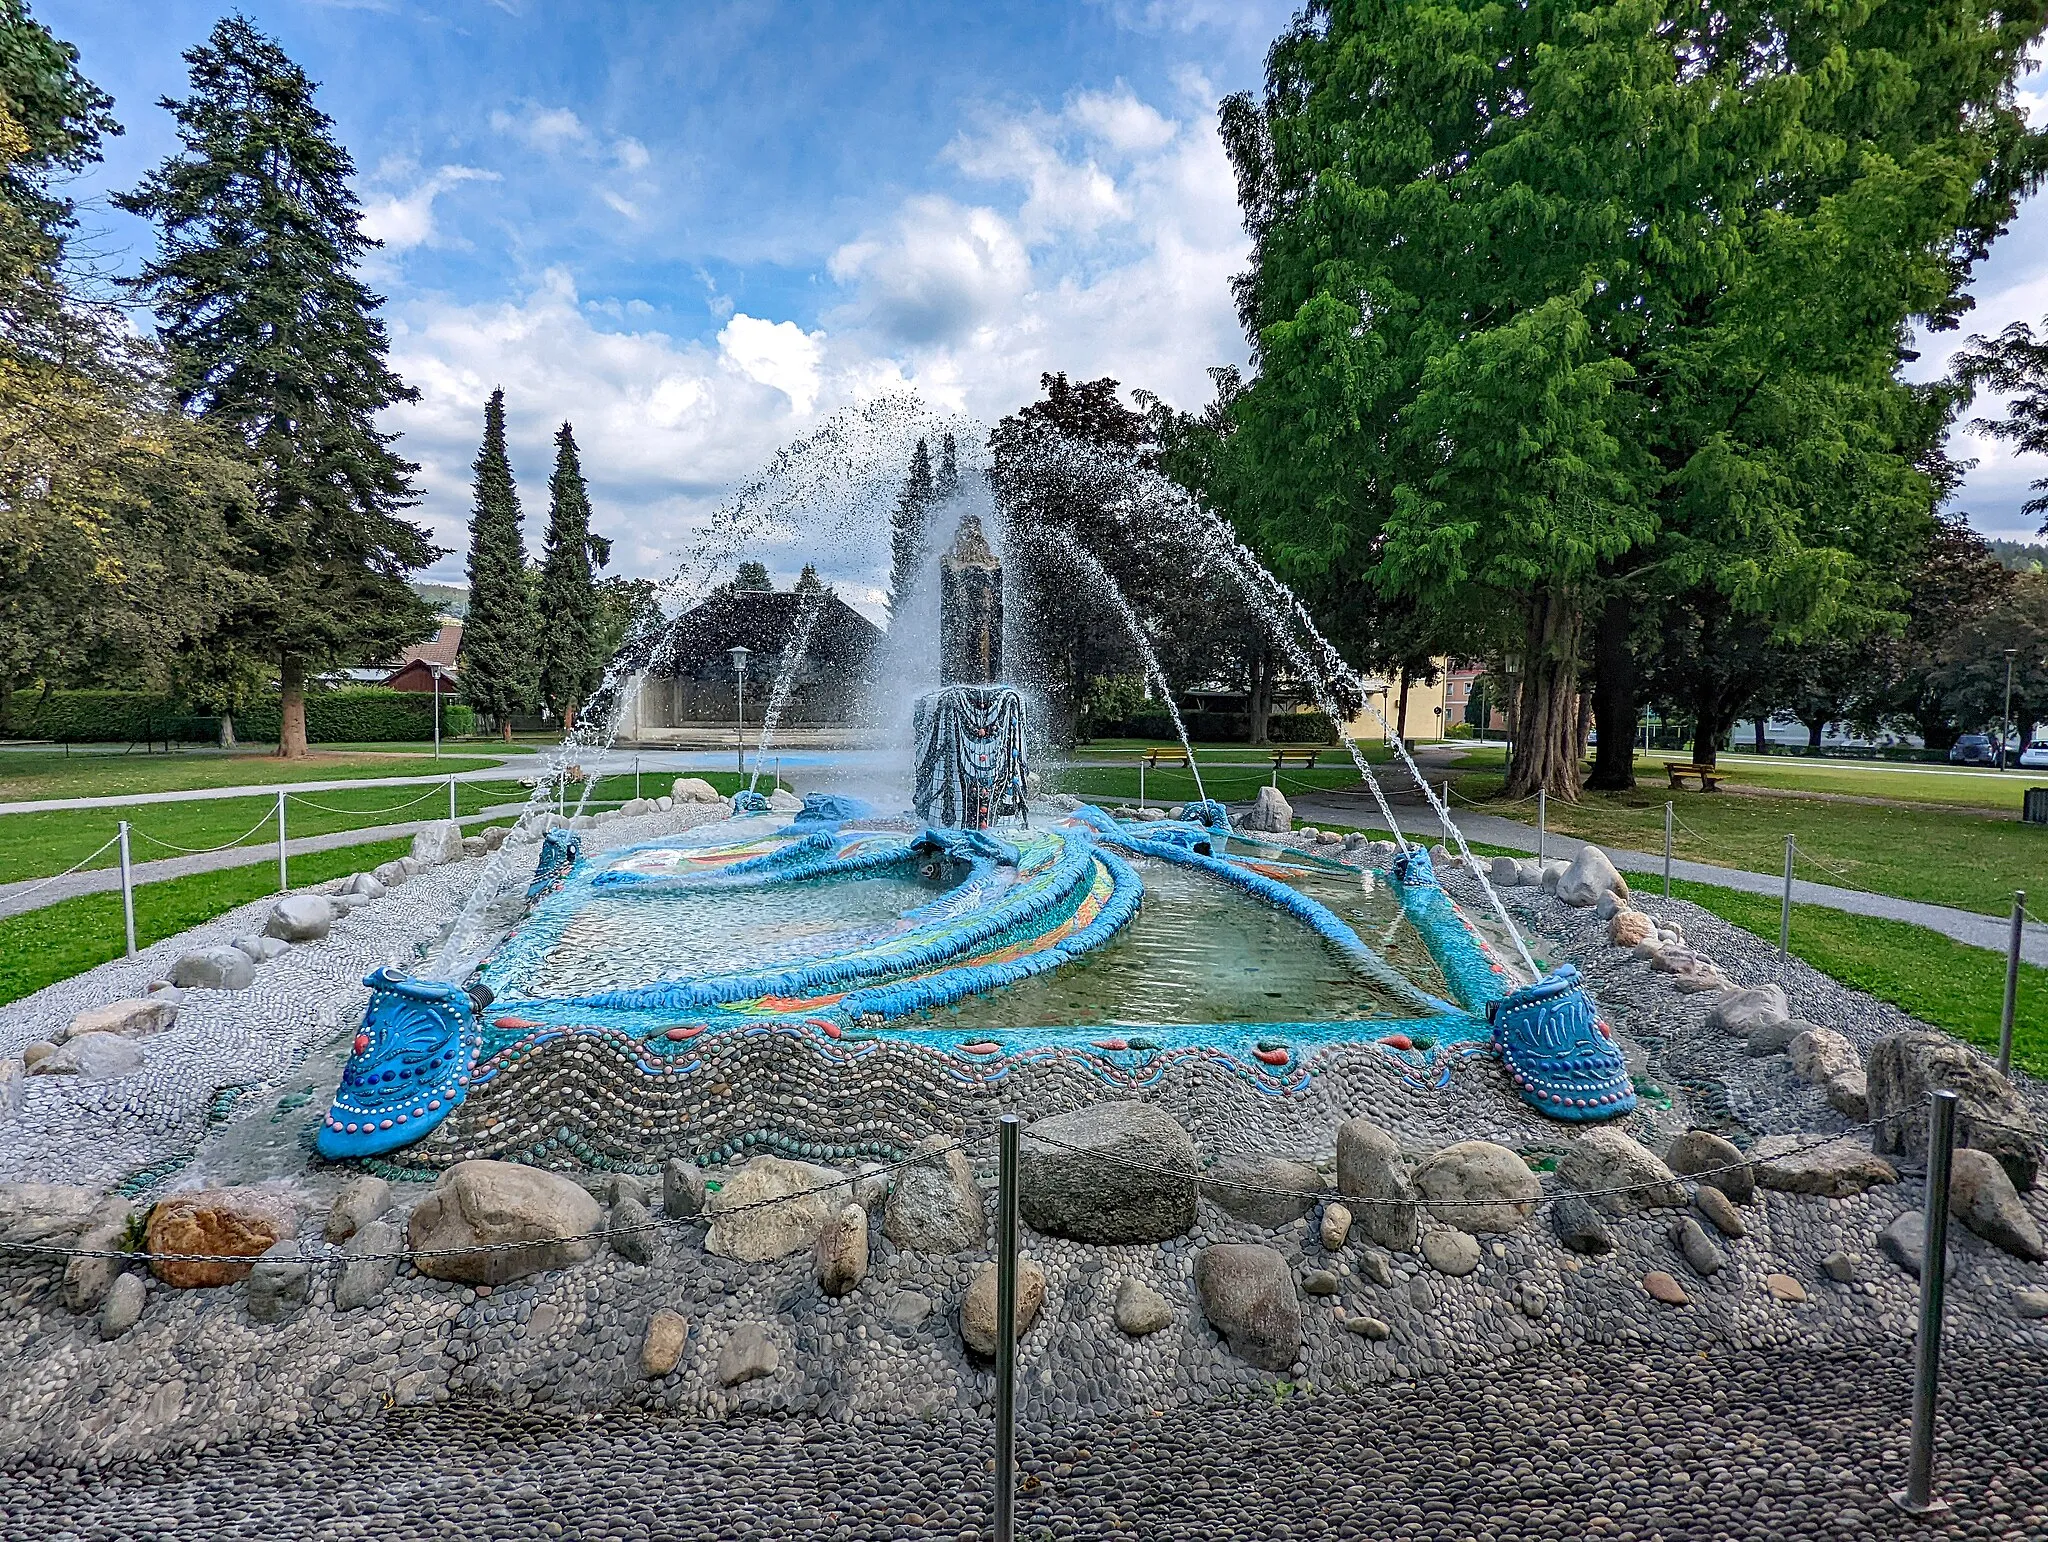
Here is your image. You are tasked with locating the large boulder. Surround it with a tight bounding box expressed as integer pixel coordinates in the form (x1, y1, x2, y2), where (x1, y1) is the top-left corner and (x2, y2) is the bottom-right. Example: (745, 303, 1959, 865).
(1704, 985, 1788, 1038)
(246, 1239, 312, 1323)
(63, 998, 175, 1042)
(703, 1157, 851, 1262)
(1787, 1026, 1860, 1086)
(1555, 1127, 1686, 1215)
(61, 1198, 135, 1313)
(1335, 1117, 1420, 1252)
(264, 895, 337, 943)
(1237, 785, 1293, 835)
(0, 1182, 106, 1260)
(1114, 1278, 1173, 1335)
(1556, 845, 1628, 907)
(961, 1257, 1048, 1357)
(409, 820, 465, 867)
(334, 1220, 402, 1312)
(1949, 1148, 2046, 1261)
(1020, 1101, 1197, 1244)
(672, 777, 723, 804)
(1412, 1141, 1541, 1234)
(1664, 1130, 1755, 1204)
(767, 788, 803, 813)
(641, 1309, 690, 1378)
(1752, 1135, 1898, 1198)
(407, 1160, 603, 1284)
(813, 1202, 870, 1296)
(1195, 1243, 1301, 1371)
(1200, 1153, 1323, 1229)
(30, 1032, 144, 1080)
(324, 1174, 393, 1244)
(1868, 1029, 2043, 1192)
(168, 947, 254, 992)
(663, 1158, 708, 1218)
(146, 1187, 297, 1289)
(883, 1135, 985, 1253)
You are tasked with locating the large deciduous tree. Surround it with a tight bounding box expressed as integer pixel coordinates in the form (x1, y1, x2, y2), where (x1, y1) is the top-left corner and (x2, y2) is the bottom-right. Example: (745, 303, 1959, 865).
(537, 421, 608, 729)
(1218, 0, 2047, 797)
(1957, 315, 2048, 532)
(459, 388, 536, 739)
(115, 17, 439, 757)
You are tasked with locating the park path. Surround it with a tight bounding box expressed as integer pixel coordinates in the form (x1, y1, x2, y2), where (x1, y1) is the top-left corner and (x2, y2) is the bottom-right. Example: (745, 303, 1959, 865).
(1280, 786, 2048, 967)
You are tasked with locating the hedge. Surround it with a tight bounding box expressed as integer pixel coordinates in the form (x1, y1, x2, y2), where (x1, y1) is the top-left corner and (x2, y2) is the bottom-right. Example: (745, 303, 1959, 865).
(5, 688, 474, 744)
(1089, 710, 1339, 745)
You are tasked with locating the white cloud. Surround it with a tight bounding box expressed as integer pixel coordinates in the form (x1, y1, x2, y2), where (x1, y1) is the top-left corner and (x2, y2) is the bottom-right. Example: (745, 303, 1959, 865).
(717, 314, 826, 413)
(615, 136, 651, 171)
(828, 196, 1033, 344)
(493, 104, 594, 154)
(361, 164, 497, 252)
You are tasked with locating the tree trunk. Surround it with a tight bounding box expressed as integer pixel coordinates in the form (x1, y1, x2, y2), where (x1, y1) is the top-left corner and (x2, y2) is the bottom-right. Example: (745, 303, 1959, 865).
(219, 713, 237, 749)
(1396, 671, 1411, 742)
(1504, 588, 1585, 800)
(1587, 591, 1636, 791)
(1805, 718, 1823, 751)
(562, 699, 577, 734)
(500, 717, 514, 743)
(278, 657, 309, 760)
(1247, 653, 1272, 746)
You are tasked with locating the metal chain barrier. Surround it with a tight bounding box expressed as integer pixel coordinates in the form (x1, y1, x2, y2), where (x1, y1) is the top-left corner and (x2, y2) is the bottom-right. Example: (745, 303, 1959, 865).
(0, 833, 121, 903)
(131, 806, 285, 857)
(284, 784, 451, 818)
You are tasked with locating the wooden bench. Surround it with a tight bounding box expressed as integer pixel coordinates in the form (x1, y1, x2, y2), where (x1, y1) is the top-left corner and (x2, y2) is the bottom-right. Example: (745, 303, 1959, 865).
(1142, 748, 1192, 770)
(1665, 762, 1726, 791)
(1270, 750, 1320, 772)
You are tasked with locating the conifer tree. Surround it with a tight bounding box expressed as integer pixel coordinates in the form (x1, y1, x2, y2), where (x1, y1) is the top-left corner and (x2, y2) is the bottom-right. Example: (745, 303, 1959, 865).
(114, 17, 438, 757)
(537, 421, 606, 729)
(936, 432, 959, 501)
(887, 437, 935, 622)
(459, 389, 535, 739)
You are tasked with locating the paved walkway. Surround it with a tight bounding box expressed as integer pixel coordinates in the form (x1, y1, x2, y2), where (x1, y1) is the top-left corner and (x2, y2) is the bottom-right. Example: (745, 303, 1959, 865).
(1281, 786, 2048, 967)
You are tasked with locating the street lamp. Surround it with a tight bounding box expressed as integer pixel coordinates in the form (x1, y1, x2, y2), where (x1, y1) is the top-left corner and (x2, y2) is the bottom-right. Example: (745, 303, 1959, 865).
(430, 665, 446, 761)
(728, 645, 751, 777)
(2001, 647, 2019, 771)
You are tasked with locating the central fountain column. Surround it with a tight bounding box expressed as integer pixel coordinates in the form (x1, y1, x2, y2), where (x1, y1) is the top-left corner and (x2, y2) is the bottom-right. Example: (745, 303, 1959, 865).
(913, 516, 1028, 828)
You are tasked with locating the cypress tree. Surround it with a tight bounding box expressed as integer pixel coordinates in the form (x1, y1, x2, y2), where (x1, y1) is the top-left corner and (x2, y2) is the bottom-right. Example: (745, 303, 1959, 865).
(114, 17, 437, 757)
(538, 421, 605, 729)
(886, 437, 935, 622)
(936, 432, 959, 501)
(459, 388, 535, 739)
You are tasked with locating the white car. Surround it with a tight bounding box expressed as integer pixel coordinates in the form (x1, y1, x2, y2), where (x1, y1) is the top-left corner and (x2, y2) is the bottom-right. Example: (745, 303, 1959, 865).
(2021, 741, 2048, 770)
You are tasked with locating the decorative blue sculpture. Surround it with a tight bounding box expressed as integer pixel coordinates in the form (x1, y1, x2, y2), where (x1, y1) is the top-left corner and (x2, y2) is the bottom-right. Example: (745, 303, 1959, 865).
(792, 792, 874, 825)
(317, 968, 482, 1158)
(1181, 799, 1230, 830)
(1487, 963, 1635, 1120)
(526, 826, 582, 902)
(730, 789, 772, 814)
(912, 517, 1030, 830)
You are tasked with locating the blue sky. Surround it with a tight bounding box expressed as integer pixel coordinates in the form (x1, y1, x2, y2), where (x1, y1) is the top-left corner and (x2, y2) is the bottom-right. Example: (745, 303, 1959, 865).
(39, 0, 2048, 602)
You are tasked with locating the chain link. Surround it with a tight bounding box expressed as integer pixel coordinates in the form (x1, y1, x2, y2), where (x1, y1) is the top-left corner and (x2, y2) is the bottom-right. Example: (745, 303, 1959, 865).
(0, 833, 121, 902)
(132, 807, 282, 857)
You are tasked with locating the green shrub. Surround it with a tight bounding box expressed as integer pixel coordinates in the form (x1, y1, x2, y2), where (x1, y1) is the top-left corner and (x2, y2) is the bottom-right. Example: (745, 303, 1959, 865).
(6, 687, 473, 744)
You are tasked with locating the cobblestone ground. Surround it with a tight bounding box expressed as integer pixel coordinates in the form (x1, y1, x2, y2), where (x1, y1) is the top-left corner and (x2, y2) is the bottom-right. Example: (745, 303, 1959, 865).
(7, 1337, 2042, 1541)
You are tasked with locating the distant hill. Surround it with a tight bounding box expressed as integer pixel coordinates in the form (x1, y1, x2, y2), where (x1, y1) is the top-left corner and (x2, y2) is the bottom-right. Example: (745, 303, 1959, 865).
(411, 581, 469, 618)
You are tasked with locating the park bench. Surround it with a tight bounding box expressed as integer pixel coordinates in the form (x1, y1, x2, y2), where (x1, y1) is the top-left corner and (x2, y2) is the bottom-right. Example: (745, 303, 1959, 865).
(1270, 750, 1320, 772)
(1142, 748, 1192, 770)
(1665, 762, 1726, 791)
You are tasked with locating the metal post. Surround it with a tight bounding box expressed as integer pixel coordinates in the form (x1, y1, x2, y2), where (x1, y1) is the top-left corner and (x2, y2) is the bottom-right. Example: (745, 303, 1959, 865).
(2000, 648, 2016, 771)
(1138, 758, 1146, 808)
(448, 774, 457, 822)
(1663, 802, 1673, 900)
(432, 669, 442, 760)
(994, 1114, 1021, 1542)
(276, 790, 288, 893)
(635, 755, 642, 801)
(1895, 1089, 1959, 1516)
(118, 821, 136, 960)
(1778, 834, 1794, 978)
(1999, 890, 2026, 1076)
(1537, 788, 1547, 863)
(737, 670, 746, 778)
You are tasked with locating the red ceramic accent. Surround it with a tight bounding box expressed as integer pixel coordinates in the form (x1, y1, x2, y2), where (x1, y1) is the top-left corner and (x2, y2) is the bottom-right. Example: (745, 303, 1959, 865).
(1092, 1038, 1129, 1051)
(1379, 1033, 1414, 1051)
(960, 1041, 1001, 1054)
(1253, 1046, 1290, 1066)
(494, 1016, 540, 1030)
(664, 1025, 704, 1042)
(353, 1033, 370, 1055)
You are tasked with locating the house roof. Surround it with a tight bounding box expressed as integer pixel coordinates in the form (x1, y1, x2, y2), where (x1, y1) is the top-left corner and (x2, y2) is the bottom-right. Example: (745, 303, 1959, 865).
(621, 588, 881, 679)
(394, 620, 463, 671)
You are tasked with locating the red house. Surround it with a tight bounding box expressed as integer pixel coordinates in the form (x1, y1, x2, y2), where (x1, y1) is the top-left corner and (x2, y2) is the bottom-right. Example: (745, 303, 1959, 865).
(384, 621, 462, 692)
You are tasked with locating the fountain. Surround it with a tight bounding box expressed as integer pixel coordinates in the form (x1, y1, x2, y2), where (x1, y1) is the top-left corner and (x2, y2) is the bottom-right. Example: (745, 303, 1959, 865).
(911, 516, 1029, 830)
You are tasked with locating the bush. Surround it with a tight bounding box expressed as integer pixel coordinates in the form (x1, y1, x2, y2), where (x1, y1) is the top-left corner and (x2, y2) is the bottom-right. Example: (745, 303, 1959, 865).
(239, 688, 472, 743)
(1088, 709, 1338, 745)
(6, 687, 473, 744)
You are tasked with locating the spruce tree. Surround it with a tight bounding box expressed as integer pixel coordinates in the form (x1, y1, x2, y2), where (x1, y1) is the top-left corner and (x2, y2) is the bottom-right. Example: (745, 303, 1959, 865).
(936, 432, 959, 501)
(114, 17, 437, 757)
(459, 388, 536, 739)
(537, 421, 606, 730)
(886, 437, 935, 622)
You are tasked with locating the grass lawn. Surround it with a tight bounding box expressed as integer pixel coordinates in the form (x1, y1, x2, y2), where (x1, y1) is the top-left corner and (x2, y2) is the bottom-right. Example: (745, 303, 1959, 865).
(1070, 738, 1404, 764)
(1632, 749, 2043, 813)
(0, 748, 510, 803)
(1047, 762, 1368, 806)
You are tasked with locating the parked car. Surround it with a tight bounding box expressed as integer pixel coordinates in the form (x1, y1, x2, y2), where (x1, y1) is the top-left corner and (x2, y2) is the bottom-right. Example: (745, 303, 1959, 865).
(1949, 733, 2000, 765)
(2021, 740, 2048, 770)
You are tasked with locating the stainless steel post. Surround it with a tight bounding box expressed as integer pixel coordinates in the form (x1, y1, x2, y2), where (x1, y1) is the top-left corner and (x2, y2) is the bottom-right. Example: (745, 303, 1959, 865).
(994, 1115, 1020, 1542)
(1778, 834, 1794, 978)
(1895, 1089, 1959, 1515)
(635, 755, 642, 801)
(1138, 759, 1145, 808)
(448, 774, 457, 822)
(1538, 788, 1546, 862)
(1999, 890, 2025, 1076)
(1663, 802, 1673, 900)
(118, 820, 136, 959)
(276, 791, 288, 893)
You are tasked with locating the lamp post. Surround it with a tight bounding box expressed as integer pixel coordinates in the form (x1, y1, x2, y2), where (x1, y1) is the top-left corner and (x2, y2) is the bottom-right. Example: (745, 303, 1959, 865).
(729, 645, 751, 777)
(2001, 647, 2018, 771)
(430, 665, 445, 760)
(1434, 704, 1444, 742)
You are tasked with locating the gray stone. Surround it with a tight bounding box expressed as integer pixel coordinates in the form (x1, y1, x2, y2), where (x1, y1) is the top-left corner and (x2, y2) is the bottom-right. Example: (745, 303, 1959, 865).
(61, 1198, 134, 1313)
(1550, 1192, 1614, 1255)
(231, 934, 290, 962)
(1704, 984, 1789, 1037)
(1878, 1210, 1950, 1281)
(1821, 1250, 1857, 1283)
(371, 859, 410, 887)
(1421, 1228, 1481, 1277)
(1346, 1316, 1391, 1339)
(63, 998, 175, 1042)
(1555, 1127, 1685, 1216)
(1358, 1248, 1395, 1287)
(813, 1202, 869, 1297)
(30, 1032, 144, 1080)
(1753, 1135, 1898, 1197)
(246, 1239, 312, 1323)
(339, 872, 387, 899)
(962, 1258, 1047, 1357)
(1949, 1147, 2046, 1261)
(1539, 860, 1569, 891)
(1335, 1117, 1419, 1252)
(1787, 1025, 1860, 1085)
(1114, 1278, 1172, 1335)
(1488, 856, 1524, 887)
(1824, 1070, 1869, 1122)
(766, 788, 803, 813)
(609, 1196, 659, 1265)
(407, 1160, 604, 1284)
(1020, 1101, 1197, 1245)
(264, 895, 337, 943)
(2014, 1289, 2048, 1321)
(1319, 1202, 1352, 1251)
(324, 1175, 392, 1243)
(1693, 1184, 1746, 1239)
(663, 1158, 707, 1218)
(0, 1182, 104, 1258)
(168, 946, 254, 991)
(0, 1057, 18, 1122)
(704, 1158, 850, 1262)
(885, 1291, 933, 1329)
(1556, 845, 1628, 907)
(409, 821, 465, 866)
(1411, 1140, 1540, 1233)
(717, 1323, 781, 1387)
(1238, 785, 1293, 834)
(334, 1221, 401, 1311)
(1301, 1268, 1341, 1296)
(1194, 1243, 1301, 1371)
(618, 797, 656, 817)
(853, 1165, 890, 1213)
(99, 1272, 144, 1340)
(1201, 1153, 1323, 1228)
(883, 1135, 985, 1253)
(1670, 1216, 1725, 1277)
(671, 777, 722, 804)
(600, 1172, 648, 1209)
(641, 1309, 689, 1377)
(1868, 1029, 2043, 1192)
(1664, 1129, 1754, 1204)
